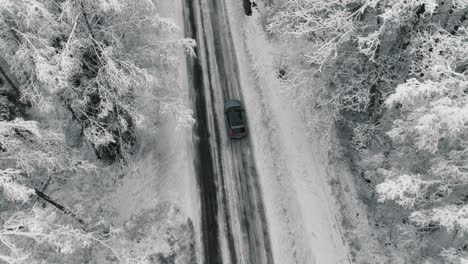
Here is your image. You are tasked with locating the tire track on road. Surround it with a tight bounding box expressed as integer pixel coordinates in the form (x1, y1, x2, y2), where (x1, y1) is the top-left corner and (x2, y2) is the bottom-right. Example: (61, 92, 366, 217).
(183, 1, 222, 263)
(184, 0, 274, 263)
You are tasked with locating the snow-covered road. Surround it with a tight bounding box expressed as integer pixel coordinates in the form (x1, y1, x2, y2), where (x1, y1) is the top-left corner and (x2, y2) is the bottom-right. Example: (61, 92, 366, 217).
(183, 0, 273, 263)
(183, 0, 352, 263)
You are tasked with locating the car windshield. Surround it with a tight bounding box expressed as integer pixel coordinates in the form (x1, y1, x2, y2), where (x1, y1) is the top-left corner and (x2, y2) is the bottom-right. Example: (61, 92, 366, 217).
(228, 109, 243, 127)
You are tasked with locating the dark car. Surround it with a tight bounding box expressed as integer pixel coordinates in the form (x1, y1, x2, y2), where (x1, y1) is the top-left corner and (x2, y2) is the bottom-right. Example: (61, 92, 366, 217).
(224, 99, 248, 139)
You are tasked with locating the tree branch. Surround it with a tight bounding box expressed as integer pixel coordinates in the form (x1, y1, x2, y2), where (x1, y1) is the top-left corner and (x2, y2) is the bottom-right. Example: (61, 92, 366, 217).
(34, 189, 86, 226)
(80, 1, 96, 40)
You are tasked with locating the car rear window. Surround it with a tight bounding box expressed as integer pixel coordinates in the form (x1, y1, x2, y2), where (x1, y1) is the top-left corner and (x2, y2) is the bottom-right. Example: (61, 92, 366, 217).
(228, 109, 243, 127)
(233, 127, 246, 134)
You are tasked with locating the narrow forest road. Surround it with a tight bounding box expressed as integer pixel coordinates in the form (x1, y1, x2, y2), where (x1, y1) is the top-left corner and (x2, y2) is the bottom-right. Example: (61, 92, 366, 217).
(183, 0, 274, 263)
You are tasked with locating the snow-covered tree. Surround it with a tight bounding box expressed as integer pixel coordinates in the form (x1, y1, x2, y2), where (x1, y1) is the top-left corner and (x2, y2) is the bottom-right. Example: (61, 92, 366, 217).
(0, 205, 152, 264)
(0, 1, 193, 263)
(439, 248, 468, 264)
(0, 118, 95, 179)
(356, 0, 440, 59)
(267, 0, 359, 66)
(411, 204, 468, 233)
(0, 118, 151, 263)
(0, 0, 194, 160)
(267, 0, 468, 262)
(383, 27, 468, 182)
(376, 172, 432, 207)
(373, 17, 468, 264)
(0, 207, 93, 263)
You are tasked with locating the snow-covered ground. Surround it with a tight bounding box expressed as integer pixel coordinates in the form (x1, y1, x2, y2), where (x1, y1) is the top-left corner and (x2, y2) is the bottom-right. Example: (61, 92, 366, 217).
(107, 0, 194, 227)
(222, 1, 356, 263)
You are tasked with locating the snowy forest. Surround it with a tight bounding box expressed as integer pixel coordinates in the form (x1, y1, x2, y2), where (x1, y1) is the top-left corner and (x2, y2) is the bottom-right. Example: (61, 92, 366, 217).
(1, 0, 468, 263)
(266, 0, 468, 263)
(0, 0, 195, 263)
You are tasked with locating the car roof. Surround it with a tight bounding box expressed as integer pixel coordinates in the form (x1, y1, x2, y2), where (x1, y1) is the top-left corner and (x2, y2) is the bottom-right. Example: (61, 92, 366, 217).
(225, 99, 242, 110)
(227, 108, 244, 127)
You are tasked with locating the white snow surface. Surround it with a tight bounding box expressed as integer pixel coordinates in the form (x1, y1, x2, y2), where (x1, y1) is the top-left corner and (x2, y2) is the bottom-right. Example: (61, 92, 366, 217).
(106, 0, 196, 225)
(223, 2, 352, 264)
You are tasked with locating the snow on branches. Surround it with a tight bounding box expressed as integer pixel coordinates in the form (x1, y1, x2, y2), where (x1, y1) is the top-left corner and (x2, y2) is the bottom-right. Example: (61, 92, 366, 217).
(267, 0, 468, 261)
(0, 117, 95, 215)
(0, 0, 194, 160)
(0, 206, 93, 263)
(439, 248, 468, 264)
(375, 170, 434, 207)
(0, 118, 149, 263)
(0, 207, 151, 264)
(0, 168, 34, 202)
(384, 27, 468, 170)
(267, 0, 443, 63)
(411, 205, 468, 233)
(0, 118, 95, 176)
(372, 11, 468, 262)
(357, 0, 439, 59)
(267, 0, 358, 66)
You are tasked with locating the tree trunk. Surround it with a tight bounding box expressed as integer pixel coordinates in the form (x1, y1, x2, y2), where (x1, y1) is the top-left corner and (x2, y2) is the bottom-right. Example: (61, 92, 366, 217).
(34, 189, 87, 226)
(0, 65, 19, 95)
